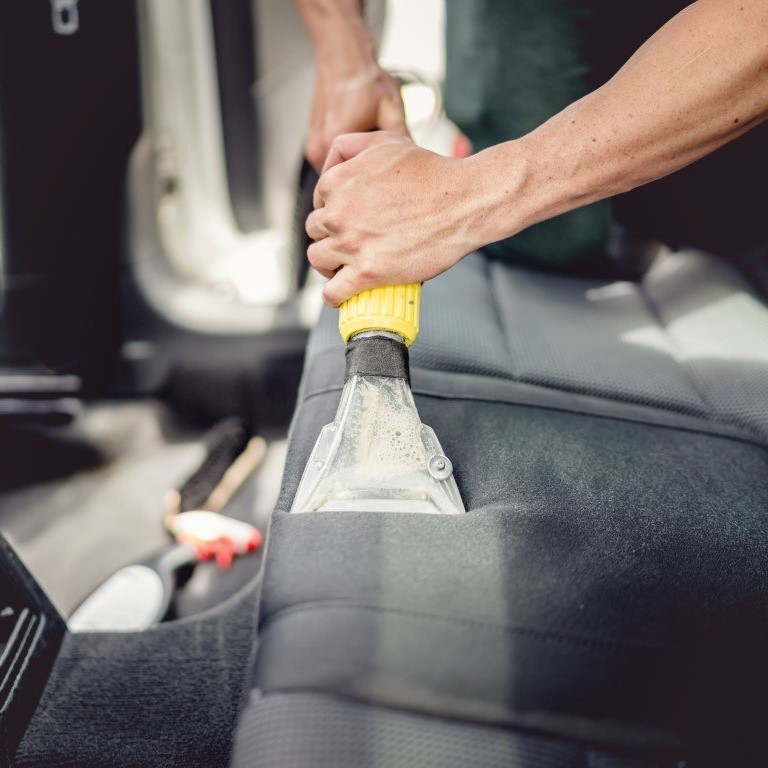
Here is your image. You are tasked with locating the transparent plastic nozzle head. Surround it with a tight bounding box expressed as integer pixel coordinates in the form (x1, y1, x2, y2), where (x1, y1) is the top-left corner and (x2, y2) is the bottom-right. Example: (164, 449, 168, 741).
(291, 373, 465, 515)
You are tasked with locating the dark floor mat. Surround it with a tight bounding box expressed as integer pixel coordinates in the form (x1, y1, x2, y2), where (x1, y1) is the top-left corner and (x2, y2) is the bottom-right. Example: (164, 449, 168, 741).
(15, 578, 259, 768)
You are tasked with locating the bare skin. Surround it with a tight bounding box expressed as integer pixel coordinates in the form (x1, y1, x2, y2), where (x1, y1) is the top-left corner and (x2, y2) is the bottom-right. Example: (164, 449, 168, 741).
(298, 0, 768, 307)
(293, 0, 407, 171)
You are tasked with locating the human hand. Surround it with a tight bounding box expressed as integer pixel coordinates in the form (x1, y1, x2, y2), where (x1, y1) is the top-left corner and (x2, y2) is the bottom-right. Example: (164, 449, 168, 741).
(306, 131, 485, 306)
(305, 66, 408, 171)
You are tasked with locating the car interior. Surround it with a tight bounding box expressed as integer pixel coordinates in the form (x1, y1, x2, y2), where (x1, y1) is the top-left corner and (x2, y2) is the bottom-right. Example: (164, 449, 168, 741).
(1, 1, 767, 767)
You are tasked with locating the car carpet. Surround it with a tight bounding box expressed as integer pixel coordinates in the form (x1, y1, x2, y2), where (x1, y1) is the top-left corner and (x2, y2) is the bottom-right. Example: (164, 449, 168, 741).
(15, 578, 259, 768)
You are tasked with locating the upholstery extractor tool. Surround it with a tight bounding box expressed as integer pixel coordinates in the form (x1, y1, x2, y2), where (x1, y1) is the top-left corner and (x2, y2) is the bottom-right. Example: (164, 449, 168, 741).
(292, 284, 465, 514)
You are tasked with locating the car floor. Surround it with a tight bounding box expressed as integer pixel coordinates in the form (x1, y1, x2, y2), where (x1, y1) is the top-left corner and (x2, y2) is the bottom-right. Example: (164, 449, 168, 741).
(0, 399, 285, 619)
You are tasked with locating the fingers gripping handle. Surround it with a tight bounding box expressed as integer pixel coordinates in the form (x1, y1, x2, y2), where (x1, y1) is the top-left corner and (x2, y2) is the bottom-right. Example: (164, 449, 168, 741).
(339, 284, 421, 347)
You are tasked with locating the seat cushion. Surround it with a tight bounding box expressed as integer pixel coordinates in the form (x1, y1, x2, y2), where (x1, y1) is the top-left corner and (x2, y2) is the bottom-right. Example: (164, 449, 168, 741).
(306, 249, 768, 443)
(233, 250, 768, 764)
(233, 693, 675, 768)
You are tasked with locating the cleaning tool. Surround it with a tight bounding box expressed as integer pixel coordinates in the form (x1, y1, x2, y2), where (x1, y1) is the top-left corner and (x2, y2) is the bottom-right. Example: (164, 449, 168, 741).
(292, 284, 465, 515)
(68, 420, 265, 632)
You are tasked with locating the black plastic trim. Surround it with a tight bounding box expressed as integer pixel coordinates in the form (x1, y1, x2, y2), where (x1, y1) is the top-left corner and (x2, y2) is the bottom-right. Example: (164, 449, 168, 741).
(0, 535, 65, 767)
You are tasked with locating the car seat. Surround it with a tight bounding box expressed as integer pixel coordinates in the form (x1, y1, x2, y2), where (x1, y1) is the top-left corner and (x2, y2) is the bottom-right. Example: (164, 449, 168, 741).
(231, 247, 768, 766)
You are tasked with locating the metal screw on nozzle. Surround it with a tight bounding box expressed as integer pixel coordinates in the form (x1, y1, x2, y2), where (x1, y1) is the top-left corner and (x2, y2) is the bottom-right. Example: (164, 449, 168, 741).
(428, 455, 453, 480)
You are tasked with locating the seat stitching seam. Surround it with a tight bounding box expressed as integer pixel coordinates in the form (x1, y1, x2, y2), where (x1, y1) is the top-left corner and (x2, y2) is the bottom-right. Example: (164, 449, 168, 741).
(261, 600, 682, 655)
(297, 382, 768, 452)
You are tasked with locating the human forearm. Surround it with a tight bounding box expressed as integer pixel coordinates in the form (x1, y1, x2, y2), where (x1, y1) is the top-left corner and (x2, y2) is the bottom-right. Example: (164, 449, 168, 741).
(305, 0, 768, 305)
(293, 0, 406, 169)
(473, 0, 768, 244)
(293, 0, 374, 76)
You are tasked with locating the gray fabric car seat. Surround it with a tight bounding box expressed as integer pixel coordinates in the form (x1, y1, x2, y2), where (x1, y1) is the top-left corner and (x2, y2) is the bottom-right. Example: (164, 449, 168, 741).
(232, 249, 768, 766)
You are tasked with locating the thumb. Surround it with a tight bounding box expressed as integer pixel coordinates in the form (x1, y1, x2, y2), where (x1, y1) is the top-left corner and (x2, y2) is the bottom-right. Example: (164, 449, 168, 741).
(377, 93, 409, 138)
(321, 130, 407, 174)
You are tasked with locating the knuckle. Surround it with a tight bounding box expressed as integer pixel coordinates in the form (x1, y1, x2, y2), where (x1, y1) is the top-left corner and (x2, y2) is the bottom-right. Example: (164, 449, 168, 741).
(322, 286, 339, 308)
(338, 231, 361, 254)
(357, 261, 379, 283)
(306, 241, 322, 267)
(304, 211, 318, 236)
(315, 175, 330, 198)
(316, 170, 339, 200)
(322, 210, 340, 233)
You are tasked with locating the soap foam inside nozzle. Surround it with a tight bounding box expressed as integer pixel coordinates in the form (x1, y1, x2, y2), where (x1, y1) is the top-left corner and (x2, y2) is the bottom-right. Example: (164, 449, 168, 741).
(291, 374, 465, 514)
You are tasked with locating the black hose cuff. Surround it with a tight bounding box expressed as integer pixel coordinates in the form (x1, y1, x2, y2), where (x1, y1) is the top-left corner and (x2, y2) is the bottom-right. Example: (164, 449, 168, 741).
(345, 335, 410, 384)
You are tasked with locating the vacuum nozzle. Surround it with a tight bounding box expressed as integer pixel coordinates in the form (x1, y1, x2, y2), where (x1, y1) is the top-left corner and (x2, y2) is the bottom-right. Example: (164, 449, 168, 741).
(291, 281, 464, 515)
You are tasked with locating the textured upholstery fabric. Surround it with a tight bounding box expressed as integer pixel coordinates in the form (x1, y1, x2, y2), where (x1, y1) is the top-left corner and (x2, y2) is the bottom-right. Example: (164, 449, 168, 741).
(248, 393, 768, 759)
(17, 579, 260, 768)
(306, 249, 768, 443)
(233, 250, 768, 765)
(233, 693, 673, 768)
(642, 252, 768, 441)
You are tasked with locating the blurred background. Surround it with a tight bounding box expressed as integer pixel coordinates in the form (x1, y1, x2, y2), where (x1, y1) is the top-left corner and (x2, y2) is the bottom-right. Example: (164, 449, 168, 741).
(0, 0, 450, 618)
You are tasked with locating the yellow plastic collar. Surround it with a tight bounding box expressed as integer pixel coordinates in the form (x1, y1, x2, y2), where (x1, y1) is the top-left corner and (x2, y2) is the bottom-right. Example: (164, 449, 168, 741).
(339, 284, 421, 347)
